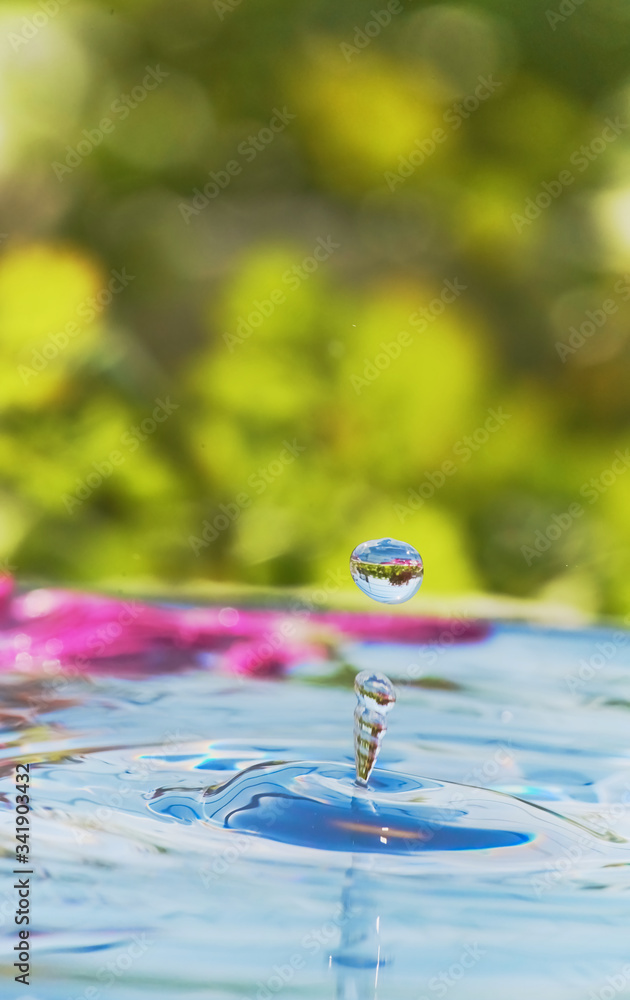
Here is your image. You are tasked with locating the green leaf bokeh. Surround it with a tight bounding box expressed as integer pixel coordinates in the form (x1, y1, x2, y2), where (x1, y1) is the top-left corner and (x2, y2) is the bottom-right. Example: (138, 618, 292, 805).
(1, 0, 630, 613)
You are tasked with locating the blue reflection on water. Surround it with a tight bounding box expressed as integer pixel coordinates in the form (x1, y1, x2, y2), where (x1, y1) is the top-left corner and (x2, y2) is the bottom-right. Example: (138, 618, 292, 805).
(3, 620, 630, 999)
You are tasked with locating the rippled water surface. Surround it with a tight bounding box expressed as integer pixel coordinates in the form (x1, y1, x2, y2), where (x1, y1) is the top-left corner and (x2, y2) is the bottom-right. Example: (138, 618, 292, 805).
(3, 614, 630, 999)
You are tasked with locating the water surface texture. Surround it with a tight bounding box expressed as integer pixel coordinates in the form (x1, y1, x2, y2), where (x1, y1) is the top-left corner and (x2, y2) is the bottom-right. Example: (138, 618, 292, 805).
(2, 591, 630, 998)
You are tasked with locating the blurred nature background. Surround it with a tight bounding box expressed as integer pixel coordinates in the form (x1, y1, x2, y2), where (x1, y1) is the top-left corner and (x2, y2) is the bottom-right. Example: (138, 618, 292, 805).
(1, 0, 630, 615)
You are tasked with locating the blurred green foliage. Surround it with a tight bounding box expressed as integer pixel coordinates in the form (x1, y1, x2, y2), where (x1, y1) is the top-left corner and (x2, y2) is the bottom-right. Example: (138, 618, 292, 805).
(1, 0, 630, 613)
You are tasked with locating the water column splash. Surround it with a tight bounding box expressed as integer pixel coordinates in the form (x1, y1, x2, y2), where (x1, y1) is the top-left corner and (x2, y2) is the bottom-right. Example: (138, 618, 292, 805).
(332, 861, 386, 1000)
(354, 671, 396, 787)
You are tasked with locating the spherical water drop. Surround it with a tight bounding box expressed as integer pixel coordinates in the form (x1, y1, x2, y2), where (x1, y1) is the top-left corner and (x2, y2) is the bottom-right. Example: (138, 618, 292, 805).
(349, 537, 423, 604)
(354, 670, 396, 787)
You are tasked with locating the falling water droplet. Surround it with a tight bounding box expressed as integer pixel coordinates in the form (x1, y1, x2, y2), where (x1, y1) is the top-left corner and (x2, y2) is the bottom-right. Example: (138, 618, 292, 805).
(349, 537, 423, 604)
(354, 670, 396, 787)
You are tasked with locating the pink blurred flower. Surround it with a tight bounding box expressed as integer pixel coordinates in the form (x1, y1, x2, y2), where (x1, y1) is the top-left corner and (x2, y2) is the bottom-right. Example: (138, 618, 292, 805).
(0, 576, 490, 677)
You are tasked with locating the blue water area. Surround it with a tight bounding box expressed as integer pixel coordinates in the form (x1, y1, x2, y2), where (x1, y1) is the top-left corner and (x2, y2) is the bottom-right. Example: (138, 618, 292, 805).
(3, 619, 630, 999)
(200, 761, 533, 852)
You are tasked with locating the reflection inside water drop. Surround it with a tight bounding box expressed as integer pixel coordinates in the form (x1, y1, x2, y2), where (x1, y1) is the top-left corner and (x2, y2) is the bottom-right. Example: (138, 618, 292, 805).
(350, 538, 423, 604)
(354, 670, 396, 787)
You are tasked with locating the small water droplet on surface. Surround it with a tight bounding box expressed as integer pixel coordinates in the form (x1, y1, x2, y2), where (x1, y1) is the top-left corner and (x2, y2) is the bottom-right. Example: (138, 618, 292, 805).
(354, 670, 396, 787)
(349, 537, 423, 604)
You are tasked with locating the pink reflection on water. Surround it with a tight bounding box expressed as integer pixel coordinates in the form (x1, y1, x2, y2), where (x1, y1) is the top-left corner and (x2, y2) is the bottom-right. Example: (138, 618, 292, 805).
(0, 576, 490, 677)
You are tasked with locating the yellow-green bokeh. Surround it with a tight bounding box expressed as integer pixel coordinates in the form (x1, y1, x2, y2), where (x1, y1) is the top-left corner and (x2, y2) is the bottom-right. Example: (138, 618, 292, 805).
(0, 0, 629, 614)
